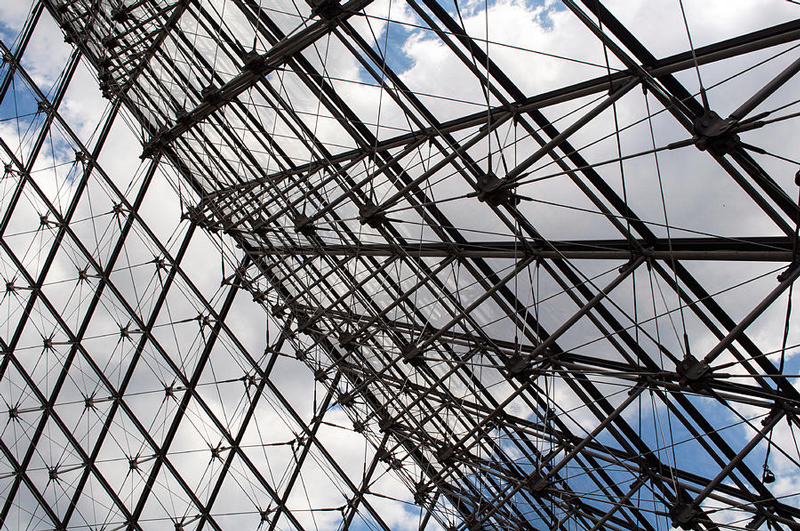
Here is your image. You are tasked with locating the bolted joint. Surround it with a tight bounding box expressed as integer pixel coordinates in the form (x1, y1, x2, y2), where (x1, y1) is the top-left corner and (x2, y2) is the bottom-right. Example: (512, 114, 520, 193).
(110, 7, 130, 23)
(358, 202, 386, 229)
(527, 474, 549, 497)
(101, 35, 119, 49)
(200, 84, 222, 105)
(152, 255, 168, 271)
(295, 312, 319, 333)
(242, 50, 270, 74)
(670, 501, 701, 529)
(40, 213, 59, 228)
(693, 110, 739, 155)
(378, 415, 394, 433)
(374, 447, 390, 463)
(506, 353, 529, 377)
(676, 354, 711, 390)
(251, 289, 267, 303)
(141, 136, 165, 159)
(97, 55, 113, 69)
(306, 0, 343, 19)
(375, 447, 395, 465)
(777, 257, 799, 282)
(99, 79, 118, 100)
(413, 482, 429, 505)
(294, 214, 317, 237)
(209, 444, 223, 460)
(475, 173, 522, 207)
(437, 446, 454, 463)
(165, 384, 177, 399)
(175, 108, 192, 126)
(618, 256, 640, 274)
(762, 406, 784, 427)
(119, 324, 133, 339)
(97, 66, 113, 85)
(338, 391, 354, 407)
(197, 313, 214, 328)
(386, 456, 403, 470)
(401, 344, 423, 367)
(338, 331, 357, 349)
(243, 373, 259, 388)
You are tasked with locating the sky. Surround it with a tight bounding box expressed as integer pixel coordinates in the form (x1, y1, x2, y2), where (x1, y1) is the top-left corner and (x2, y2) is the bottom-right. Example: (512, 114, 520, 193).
(1, 0, 800, 530)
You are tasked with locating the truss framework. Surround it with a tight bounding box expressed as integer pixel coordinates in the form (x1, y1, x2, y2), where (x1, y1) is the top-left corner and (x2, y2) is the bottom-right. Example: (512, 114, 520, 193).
(3, 0, 800, 530)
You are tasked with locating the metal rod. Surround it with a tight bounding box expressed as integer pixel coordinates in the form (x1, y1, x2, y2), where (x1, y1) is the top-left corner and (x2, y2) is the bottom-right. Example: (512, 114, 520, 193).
(705, 263, 800, 364)
(529, 256, 644, 359)
(693, 409, 785, 506)
(730, 55, 800, 121)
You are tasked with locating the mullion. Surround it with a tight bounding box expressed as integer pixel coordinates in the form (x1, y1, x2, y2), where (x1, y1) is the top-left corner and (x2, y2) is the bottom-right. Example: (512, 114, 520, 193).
(390, 8, 796, 528)
(246, 251, 424, 526)
(0, 48, 122, 523)
(196, 331, 287, 531)
(127, 263, 244, 531)
(237, 0, 589, 387)
(0, 38, 238, 528)
(0, 155, 217, 529)
(1, 65, 309, 529)
(252, 258, 506, 528)
(4, 7, 424, 528)
(25, 1, 800, 530)
(0, 240, 140, 528)
(0, 1, 44, 104)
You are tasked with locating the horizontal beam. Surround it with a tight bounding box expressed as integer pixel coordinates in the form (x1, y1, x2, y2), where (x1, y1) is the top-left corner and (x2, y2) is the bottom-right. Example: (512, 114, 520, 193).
(246, 236, 794, 262)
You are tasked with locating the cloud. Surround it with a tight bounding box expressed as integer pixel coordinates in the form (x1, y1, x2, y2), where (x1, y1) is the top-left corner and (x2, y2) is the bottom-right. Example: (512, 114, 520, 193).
(4, 1, 800, 530)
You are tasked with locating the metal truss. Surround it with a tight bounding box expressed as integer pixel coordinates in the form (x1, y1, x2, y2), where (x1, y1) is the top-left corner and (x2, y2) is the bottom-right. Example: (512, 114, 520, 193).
(3, 0, 800, 530)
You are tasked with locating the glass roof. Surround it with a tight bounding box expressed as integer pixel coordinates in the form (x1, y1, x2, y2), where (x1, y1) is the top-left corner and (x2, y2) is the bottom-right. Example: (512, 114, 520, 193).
(2, 0, 800, 530)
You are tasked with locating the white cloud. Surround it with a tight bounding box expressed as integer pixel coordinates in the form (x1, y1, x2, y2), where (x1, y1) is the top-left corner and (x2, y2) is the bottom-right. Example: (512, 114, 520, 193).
(4, 0, 800, 530)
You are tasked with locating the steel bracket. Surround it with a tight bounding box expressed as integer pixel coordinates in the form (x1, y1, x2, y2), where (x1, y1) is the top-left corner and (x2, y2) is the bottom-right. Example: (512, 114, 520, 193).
(670, 501, 701, 529)
(693, 110, 739, 155)
(676, 354, 711, 390)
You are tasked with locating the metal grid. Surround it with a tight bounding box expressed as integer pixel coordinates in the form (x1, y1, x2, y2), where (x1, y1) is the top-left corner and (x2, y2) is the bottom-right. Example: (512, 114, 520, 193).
(3, 0, 800, 530)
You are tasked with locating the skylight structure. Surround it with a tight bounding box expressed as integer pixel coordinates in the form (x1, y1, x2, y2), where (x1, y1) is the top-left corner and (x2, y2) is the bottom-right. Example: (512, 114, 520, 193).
(2, 0, 800, 530)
